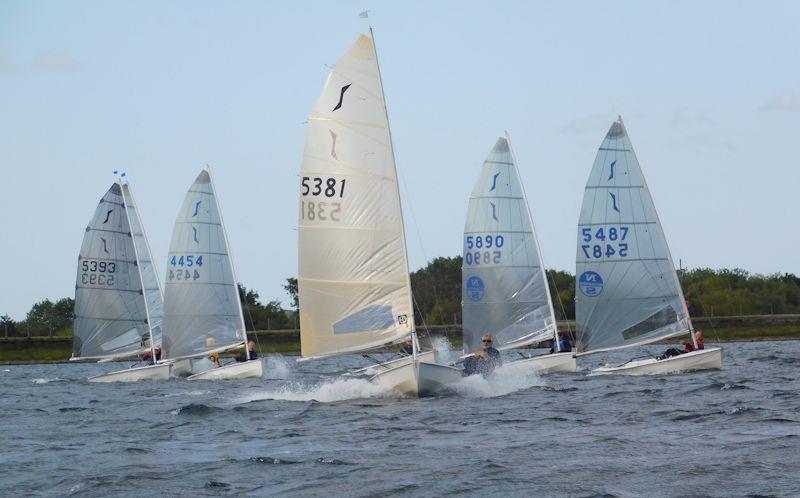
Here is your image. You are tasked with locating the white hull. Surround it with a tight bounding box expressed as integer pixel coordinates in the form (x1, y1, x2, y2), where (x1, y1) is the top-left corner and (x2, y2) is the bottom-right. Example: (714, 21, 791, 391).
(497, 351, 577, 375)
(88, 363, 171, 383)
(353, 350, 437, 376)
(593, 347, 723, 375)
(187, 359, 263, 380)
(371, 359, 463, 397)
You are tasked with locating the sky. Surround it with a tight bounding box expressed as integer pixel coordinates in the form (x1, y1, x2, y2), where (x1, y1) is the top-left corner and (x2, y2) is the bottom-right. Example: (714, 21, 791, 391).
(1, 1, 799, 320)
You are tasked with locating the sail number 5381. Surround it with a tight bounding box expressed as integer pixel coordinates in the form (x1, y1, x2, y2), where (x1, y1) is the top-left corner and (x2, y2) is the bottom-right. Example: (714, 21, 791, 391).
(301, 176, 346, 198)
(580, 226, 630, 259)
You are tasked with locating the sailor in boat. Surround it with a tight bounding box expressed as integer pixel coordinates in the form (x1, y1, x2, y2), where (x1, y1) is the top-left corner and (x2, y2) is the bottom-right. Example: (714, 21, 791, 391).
(141, 347, 162, 365)
(657, 330, 704, 360)
(463, 334, 503, 377)
(398, 338, 414, 356)
(550, 335, 572, 354)
(236, 341, 258, 362)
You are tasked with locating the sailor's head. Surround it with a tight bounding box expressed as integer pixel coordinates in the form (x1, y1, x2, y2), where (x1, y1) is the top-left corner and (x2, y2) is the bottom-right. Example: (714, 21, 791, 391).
(247, 340, 256, 351)
(695, 330, 703, 341)
(482, 334, 493, 347)
(403, 338, 412, 346)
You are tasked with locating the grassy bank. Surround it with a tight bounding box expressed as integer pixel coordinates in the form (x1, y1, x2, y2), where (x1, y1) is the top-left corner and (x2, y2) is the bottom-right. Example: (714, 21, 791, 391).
(3, 317, 799, 364)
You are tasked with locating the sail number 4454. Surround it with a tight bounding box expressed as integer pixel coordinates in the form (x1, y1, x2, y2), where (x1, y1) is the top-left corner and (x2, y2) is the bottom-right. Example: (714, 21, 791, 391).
(580, 226, 630, 259)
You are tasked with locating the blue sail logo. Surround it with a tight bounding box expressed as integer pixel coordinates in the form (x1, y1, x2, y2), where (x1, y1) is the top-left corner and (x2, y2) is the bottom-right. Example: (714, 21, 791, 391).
(578, 271, 604, 297)
(466, 276, 485, 301)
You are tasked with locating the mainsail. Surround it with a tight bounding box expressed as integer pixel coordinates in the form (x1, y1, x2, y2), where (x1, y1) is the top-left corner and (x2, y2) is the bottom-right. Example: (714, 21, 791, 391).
(575, 117, 691, 354)
(298, 30, 414, 358)
(162, 169, 246, 360)
(462, 136, 557, 354)
(73, 182, 158, 360)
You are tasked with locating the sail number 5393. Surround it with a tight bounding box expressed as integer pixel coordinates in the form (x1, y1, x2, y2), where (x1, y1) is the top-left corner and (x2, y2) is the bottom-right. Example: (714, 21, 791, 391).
(580, 226, 630, 259)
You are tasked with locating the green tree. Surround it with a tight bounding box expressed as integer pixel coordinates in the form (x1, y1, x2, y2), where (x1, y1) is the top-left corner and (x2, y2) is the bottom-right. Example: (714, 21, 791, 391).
(283, 277, 298, 309)
(1, 314, 16, 338)
(410, 256, 462, 325)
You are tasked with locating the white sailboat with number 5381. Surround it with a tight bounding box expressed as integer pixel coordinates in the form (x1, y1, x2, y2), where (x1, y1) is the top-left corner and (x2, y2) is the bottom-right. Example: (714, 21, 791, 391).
(297, 29, 462, 396)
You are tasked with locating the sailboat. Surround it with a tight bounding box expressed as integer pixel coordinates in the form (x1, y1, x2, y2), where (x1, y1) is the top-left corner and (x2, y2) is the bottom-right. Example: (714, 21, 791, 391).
(161, 168, 263, 380)
(298, 29, 463, 396)
(74, 181, 171, 382)
(462, 135, 576, 374)
(575, 117, 722, 374)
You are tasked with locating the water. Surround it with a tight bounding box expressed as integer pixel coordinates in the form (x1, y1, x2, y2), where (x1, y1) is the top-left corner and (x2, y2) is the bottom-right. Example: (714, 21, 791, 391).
(2, 341, 799, 497)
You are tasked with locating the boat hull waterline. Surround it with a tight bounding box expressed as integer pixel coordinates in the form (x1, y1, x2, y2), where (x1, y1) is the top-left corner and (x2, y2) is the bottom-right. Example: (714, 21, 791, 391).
(354, 350, 437, 376)
(88, 363, 172, 383)
(371, 359, 463, 397)
(592, 347, 723, 375)
(496, 351, 577, 375)
(187, 359, 264, 380)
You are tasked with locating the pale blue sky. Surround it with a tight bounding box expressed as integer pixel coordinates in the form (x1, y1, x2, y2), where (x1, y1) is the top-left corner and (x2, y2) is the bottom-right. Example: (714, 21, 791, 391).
(1, 1, 799, 319)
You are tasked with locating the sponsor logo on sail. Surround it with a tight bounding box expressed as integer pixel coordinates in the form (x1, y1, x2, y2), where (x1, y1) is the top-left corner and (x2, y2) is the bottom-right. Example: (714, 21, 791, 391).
(466, 276, 485, 301)
(578, 271, 604, 297)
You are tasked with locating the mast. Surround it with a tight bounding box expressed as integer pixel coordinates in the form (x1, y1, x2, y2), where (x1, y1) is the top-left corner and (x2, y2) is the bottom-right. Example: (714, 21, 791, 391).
(119, 180, 157, 362)
(505, 131, 562, 351)
(205, 166, 249, 360)
(369, 27, 419, 355)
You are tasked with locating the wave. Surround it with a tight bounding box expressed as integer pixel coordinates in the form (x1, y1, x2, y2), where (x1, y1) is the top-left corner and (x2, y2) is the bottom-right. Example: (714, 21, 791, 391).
(235, 377, 394, 403)
(446, 365, 545, 398)
(263, 355, 292, 379)
(172, 403, 224, 416)
(32, 377, 65, 385)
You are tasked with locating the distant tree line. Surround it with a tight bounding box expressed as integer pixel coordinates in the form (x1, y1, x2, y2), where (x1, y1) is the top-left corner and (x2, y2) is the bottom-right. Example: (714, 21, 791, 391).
(4, 266, 799, 338)
(406, 257, 800, 324)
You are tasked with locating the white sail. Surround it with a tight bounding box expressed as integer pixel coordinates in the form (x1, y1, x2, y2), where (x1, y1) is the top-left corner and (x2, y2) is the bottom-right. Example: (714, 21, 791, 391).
(462, 137, 557, 354)
(575, 117, 691, 354)
(73, 183, 155, 360)
(162, 169, 246, 360)
(121, 183, 164, 348)
(298, 30, 414, 359)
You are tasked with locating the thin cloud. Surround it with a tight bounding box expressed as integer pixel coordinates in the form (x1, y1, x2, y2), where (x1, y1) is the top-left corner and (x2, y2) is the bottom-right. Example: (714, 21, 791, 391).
(35, 52, 80, 71)
(0, 55, 16, 72)
(760, 92, 800, 112)
(561, 113, 614, 135)
(669, 133, 735, 152)
(670, 107, 713, 127)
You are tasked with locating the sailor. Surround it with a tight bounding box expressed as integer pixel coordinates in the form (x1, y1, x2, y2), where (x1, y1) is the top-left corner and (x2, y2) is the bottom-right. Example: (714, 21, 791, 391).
(141, 347, 161, 365)
(399, 338, 414, 356)
(236, 340, 258, 362)
(209, 352, 222, 368)
(464, 334, 502, 376)
(550, 335, 571, 354)
(694, 330, 705, 350)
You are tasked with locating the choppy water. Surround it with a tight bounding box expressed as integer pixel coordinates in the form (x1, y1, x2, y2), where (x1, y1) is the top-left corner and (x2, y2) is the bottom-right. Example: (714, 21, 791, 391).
(1, 340, 799, 497)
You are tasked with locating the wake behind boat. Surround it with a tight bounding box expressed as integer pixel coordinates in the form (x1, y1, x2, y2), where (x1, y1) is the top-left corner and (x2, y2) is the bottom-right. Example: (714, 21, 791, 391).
(161, 168, 263, 380)
(297, 29, 461, 396)
(74, 180, 169, 382)
(574, 117, 722, 375)
(461, 135, 576, 375)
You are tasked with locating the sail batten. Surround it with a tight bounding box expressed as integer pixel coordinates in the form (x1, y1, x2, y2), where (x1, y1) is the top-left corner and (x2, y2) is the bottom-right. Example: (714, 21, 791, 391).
(576, 118, 690, 354)
(162, 169, 246, 360)
(298, 30, 414, 358)
(461, 136, 557, 354)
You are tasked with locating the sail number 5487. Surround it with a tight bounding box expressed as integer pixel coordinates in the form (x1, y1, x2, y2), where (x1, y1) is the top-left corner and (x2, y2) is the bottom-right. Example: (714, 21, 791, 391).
(580, 225, 630, 259)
